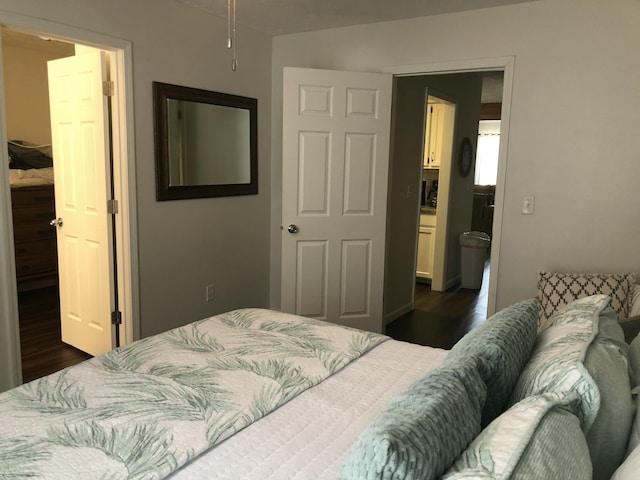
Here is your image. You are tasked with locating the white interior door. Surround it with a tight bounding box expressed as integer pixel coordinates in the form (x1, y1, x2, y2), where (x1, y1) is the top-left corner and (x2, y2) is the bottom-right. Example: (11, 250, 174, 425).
(47, 51, 114, 357)
(281, 67, 392, 333)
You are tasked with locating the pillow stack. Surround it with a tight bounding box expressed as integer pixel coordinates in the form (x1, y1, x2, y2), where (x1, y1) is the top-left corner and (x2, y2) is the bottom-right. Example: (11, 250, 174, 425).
(445, 295, 634, 480)
(341, 294, 637, 479)
(338, 299, 540, 480)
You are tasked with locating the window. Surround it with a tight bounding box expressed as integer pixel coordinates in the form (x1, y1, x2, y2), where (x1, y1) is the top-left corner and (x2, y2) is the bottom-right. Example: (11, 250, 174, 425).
(474, 120, 500, 185)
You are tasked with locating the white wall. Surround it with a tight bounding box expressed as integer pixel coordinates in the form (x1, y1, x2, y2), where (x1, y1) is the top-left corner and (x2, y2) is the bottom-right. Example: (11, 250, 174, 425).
(0, 0, 272, 390)
(2, 39, 73, 145)
(270, 0, 640, 312)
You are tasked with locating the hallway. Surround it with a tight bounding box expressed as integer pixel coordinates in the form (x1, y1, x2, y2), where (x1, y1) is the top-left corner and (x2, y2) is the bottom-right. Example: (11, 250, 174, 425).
(385, 262, 490, 349)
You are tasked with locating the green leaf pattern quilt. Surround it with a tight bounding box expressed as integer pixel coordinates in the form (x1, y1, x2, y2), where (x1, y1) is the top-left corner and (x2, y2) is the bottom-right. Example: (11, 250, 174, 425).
(0, 308, 387, 479)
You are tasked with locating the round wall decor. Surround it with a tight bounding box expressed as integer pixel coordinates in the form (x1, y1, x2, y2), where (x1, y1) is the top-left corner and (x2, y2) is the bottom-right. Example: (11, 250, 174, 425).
(459, 137, 473, 178)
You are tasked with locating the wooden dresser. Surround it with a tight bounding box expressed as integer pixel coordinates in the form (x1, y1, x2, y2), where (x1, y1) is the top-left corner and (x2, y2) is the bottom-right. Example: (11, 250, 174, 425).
(10, 185, 58, 285)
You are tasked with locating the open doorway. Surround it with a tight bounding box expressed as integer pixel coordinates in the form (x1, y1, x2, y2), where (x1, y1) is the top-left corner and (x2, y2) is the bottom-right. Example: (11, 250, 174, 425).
(384, 68, 505, 348)
(2, 30, 87, 382)
(3, 29, 114, 381)
(0, 20, 137, 387)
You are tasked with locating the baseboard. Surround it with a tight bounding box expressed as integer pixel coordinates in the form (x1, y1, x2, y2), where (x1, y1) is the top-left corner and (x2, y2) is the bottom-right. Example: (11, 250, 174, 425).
(445, 275, 461, 290)
(385, 302, 413, 326)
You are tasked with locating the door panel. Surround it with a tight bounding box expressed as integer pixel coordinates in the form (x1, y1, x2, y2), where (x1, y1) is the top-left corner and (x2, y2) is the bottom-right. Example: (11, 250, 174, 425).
(48, 52, 114, 357)
(299, 131, 330, 214)
(344, 133, 375, 213)
(340, 240, 370, 316)
(296, 241, 328, 317)
(282, 67, 392, 333)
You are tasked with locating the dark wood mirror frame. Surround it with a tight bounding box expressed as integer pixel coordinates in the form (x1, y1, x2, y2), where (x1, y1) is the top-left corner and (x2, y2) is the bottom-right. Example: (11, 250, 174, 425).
(153, 82, 258, 201)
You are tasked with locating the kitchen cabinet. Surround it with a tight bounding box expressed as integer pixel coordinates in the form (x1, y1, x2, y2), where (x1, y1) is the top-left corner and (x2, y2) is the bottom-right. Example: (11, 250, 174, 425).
(416, 225, 435, 280)
(423, 103, 444, 169)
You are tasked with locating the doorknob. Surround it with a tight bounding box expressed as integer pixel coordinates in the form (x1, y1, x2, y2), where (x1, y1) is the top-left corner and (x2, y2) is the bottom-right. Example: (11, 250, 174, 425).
(49, 218, 63, 227)
(287, 224, 299, 234)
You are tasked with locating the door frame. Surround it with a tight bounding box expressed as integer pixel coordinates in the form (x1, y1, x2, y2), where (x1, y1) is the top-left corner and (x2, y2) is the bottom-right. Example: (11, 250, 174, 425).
(384, 56, 515, 317)
(422, 90, 457, 292)
(0, 10, 139, 391)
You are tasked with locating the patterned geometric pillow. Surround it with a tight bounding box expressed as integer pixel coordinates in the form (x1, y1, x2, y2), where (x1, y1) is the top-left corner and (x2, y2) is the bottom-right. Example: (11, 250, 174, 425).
(537, 271, 636, 325)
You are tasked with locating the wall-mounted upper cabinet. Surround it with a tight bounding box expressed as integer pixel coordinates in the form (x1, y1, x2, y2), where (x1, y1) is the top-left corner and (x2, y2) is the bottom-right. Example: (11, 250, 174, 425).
(423, 102, 445, 169)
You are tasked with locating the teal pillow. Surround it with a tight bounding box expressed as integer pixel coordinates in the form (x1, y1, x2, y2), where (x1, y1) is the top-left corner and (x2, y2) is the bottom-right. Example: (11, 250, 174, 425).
(626, 393, 640, 456)
(510, 295, 633, 480)
(509, 295, 608, 428)
(583, 307, 633, 480)
(443, 392, 592, 479)
(629, 332, 640, 387)
(447, 298, 539, 427)
(338, 356, 487, 480)
(614, 426, 640, 480)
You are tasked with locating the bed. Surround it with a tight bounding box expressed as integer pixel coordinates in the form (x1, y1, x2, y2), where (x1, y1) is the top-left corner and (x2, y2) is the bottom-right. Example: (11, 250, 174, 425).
(7, 141, 57, 285)
(2, 288, 640, 479)
(0, 308, 447, 479)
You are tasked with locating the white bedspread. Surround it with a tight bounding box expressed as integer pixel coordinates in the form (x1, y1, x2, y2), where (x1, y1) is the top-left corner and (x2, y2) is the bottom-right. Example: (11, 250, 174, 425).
(170, 339, 448, 479)
(0, 309, 388, 479)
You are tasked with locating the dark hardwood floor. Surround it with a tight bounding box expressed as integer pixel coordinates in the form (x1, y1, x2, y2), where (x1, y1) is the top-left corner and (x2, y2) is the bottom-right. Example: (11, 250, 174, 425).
(16, 264, 489, 383)
(385, 262, 490, 349)
(18, 285, 92, 383)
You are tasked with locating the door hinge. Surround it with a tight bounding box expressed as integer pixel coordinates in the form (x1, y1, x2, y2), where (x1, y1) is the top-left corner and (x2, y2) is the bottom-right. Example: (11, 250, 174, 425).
(103, 80, 115, 97)
(111, 310, 122, 325)
(107, 199, 119, 214)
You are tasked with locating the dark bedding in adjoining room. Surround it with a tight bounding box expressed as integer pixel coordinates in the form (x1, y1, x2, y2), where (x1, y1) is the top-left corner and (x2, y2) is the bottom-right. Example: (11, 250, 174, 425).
(7, 140, 53, 170)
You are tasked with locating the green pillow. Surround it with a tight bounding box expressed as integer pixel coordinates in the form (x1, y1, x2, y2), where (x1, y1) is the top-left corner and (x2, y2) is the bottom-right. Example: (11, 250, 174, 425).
(627, 394, 640, 456)
(611, 412, 640, 480)
(583, 307, 633, 480)
(628, 332, 640, 387)
(614, 429, 640, 479)
(509, 295, 608, 428)
(338, 356, 487, 480)
(443, 392, 592, 479)
(447, 298, 539, 427)
(510, 295, 633, 480)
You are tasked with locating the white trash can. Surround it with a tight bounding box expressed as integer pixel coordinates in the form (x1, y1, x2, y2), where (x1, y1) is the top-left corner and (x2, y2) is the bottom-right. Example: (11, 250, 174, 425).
(459, 231, 490, 289)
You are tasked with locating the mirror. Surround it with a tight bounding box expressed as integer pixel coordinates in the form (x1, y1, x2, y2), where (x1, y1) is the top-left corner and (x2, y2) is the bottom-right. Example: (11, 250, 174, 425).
(153, 82, 258, 200)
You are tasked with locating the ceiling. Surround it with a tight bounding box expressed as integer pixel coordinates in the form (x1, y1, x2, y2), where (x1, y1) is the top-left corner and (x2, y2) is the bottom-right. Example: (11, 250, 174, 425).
(2, 1, 509, 101)
(174, 0, 539, 36)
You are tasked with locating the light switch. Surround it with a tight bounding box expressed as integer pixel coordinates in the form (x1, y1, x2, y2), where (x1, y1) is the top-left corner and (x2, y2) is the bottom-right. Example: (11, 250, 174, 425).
(522, 195, 535, 215)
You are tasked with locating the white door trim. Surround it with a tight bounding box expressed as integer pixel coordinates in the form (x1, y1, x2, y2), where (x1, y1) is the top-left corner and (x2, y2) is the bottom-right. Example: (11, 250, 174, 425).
(384, 56, 516, 317)
(0, 10, 139, 391)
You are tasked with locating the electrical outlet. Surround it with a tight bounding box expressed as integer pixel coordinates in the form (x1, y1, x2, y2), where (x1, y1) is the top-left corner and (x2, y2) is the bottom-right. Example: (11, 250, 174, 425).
(206, 284, 215, 302)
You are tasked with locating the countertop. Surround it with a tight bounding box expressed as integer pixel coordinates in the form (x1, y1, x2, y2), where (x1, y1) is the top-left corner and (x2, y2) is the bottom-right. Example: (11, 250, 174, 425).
(421, 206, 437, 215)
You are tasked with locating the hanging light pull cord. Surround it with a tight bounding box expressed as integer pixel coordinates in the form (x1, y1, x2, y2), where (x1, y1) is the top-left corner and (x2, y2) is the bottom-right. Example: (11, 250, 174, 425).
(227, 0, 232, 48)
(227, 0, 237, 71)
